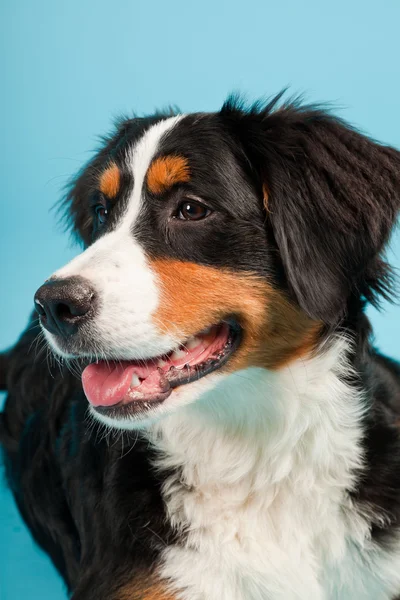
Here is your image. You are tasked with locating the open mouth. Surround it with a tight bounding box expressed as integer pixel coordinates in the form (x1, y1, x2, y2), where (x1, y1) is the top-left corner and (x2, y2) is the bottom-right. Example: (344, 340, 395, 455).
(82, 321, 241, 418)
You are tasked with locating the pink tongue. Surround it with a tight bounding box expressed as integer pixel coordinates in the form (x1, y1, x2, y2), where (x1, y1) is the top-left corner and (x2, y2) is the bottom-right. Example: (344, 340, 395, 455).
(81, 325, 227, 408)
(82, 361, 158, 407)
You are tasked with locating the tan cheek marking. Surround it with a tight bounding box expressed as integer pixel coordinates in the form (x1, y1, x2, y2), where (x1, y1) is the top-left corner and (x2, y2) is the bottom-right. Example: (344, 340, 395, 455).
(151, 259, 322, 371)
(99, 162, 121, 198)
(147, 155, 190, 195)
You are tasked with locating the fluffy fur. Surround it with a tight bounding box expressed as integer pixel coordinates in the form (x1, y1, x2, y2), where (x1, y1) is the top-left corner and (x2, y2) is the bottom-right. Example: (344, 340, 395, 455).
(2, 93, 400, 599)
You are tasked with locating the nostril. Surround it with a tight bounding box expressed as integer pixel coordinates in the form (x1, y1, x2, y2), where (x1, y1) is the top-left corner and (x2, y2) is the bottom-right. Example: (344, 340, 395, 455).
(54, 302, 75, 321)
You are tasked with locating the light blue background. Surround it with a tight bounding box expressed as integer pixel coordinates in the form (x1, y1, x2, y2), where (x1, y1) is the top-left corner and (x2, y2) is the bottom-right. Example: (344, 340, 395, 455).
(1, 1, 400, 598)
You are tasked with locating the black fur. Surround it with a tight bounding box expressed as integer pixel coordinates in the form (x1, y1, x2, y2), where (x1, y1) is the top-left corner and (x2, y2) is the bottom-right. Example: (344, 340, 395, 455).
(219, 95, 400, 323)
(2, 93, 400, 598)
(0, 350, 8, 390)
(1, 318, 175, 599)
(63, 112, 175, 246)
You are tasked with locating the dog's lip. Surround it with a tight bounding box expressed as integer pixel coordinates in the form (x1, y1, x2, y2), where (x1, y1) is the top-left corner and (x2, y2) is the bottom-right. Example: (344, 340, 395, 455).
(83, 320, 241, 415)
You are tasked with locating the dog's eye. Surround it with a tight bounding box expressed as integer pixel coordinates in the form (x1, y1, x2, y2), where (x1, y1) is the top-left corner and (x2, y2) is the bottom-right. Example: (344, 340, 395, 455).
(176, 200, 211, 221)
(94, 204, 108, 226)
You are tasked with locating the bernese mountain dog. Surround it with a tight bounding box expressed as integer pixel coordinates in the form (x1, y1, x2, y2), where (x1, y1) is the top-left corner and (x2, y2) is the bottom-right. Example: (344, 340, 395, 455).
(2, 93, 400, 600)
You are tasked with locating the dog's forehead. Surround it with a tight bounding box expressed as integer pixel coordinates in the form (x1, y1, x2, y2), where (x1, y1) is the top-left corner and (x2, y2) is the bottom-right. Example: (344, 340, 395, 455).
(103, 115, 183, 229)
(127, 112, 230, 186)
(129, 115, 185, 190)
(100, 113, 248, 228)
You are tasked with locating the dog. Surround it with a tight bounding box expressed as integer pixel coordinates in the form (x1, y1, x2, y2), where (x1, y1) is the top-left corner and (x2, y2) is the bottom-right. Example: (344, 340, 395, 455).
(2, 93, 400, 600)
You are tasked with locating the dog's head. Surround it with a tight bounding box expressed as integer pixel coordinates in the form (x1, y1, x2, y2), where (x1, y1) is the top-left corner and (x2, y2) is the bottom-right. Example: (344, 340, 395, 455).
(34, 95, 400, 428)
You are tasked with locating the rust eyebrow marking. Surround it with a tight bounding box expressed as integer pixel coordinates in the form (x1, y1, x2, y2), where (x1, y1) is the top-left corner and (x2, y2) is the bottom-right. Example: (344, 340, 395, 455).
(147, 155, 190, 195)
(99, 162, 121, 198)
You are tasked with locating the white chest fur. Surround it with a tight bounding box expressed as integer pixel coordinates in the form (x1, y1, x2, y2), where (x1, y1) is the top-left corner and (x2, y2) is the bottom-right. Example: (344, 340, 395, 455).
(148, 339, 400, 599)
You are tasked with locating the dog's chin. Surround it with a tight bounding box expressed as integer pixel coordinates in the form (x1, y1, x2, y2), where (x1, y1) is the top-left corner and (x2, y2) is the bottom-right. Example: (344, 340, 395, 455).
(47, 320, 242, 428)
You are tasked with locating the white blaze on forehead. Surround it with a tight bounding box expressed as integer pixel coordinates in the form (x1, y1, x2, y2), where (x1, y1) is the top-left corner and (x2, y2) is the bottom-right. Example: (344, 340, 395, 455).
(48, 116, 184, 360)
(118, 115, 183, 231)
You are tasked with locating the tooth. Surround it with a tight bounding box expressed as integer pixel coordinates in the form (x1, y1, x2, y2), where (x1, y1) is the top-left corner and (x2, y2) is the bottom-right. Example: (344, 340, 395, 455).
(171, 349, 186, 360)
(157, 359, 167, 367)
(131, 374, 140, 388)
(186, 336, 201, 350)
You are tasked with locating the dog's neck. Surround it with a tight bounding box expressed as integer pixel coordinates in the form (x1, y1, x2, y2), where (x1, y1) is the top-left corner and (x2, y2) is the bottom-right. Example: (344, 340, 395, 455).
(144, 336, 377, 599)
(148, 336, 365, 542)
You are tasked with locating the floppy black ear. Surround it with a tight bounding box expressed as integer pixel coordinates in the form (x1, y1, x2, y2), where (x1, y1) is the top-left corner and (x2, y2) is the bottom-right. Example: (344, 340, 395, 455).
(221, 95, 400, 324)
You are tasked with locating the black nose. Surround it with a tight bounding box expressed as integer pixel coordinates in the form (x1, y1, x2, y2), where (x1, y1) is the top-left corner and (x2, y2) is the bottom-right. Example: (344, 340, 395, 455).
(34, 277, 96, 337)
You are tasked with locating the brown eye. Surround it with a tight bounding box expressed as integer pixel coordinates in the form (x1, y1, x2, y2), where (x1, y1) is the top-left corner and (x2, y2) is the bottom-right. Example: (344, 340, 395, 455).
(177, 200, 211, 221)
